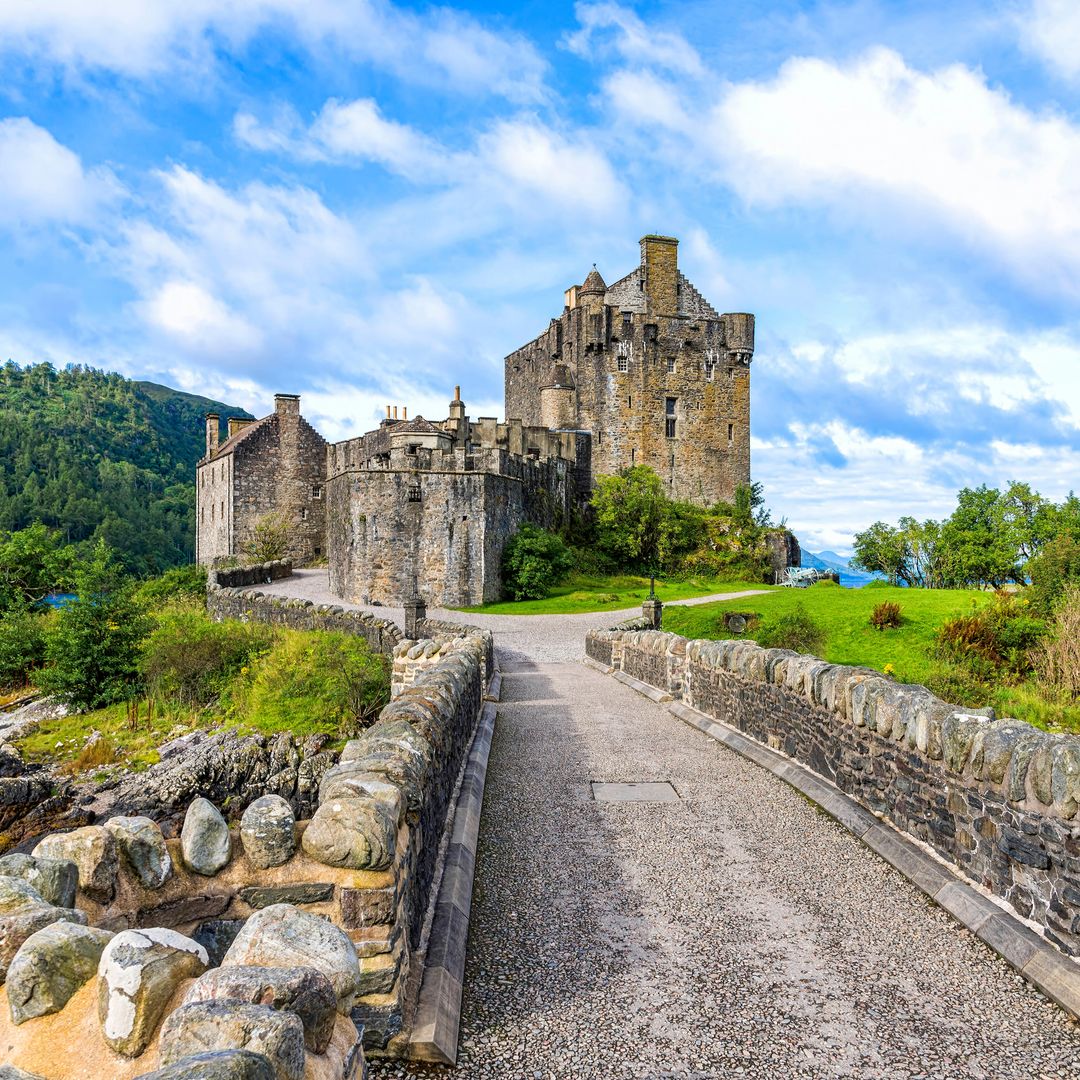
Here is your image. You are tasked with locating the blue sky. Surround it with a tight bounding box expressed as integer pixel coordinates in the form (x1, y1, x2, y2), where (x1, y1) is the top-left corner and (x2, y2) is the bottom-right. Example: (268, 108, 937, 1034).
(1, 0, 1079, 553)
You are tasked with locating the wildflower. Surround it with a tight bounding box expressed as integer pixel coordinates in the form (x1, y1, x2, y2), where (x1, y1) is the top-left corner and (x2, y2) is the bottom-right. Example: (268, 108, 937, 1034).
(884, 663, 895, 677)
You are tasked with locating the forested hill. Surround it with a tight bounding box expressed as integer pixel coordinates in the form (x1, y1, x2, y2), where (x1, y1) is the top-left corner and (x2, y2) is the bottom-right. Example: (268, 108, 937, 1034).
(0, 362, 252, 575)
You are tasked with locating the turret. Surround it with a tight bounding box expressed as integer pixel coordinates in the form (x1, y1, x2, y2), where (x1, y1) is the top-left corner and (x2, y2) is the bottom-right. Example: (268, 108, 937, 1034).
(448, 385, 467, 442)
(722, 313, 755, 365)
(540, 364, 577, 429)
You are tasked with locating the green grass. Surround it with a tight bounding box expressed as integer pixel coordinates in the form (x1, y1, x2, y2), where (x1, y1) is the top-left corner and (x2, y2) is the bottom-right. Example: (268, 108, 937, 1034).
(454, 572, 776, 615)
(661, 581, 991, 688)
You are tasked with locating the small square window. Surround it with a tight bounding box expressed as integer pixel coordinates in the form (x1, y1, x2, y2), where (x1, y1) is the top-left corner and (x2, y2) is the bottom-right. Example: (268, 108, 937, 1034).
(665, 397, 677, 415)
(667, 357, 676, 374)
(312, 485, 322, 499)
(617, 356, 628, 373)
(408, 485, 423, 502)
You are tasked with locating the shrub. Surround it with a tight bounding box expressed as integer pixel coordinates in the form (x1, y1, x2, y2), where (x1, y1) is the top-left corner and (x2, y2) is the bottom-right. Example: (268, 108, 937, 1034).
(502, 526, 575, 601)
(755, 603, 827, 655)
(1031, 584, 1080, 701)
(936, 592, 1047, 682)
(1026, 535, 1080, 615)
(869, 601, 902, 630)
(37, 542, 150, 711)
(0, 609, 48, 689)
(243, 512, 290, 564)
(134, 564, 208, 607)
(231, 630, 389, 736)
(140, 611, 273, 707)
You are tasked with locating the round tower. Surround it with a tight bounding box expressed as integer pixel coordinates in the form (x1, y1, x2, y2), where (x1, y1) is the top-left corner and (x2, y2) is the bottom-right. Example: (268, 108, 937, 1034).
(540, 363, 577, 430)
(722, 313, 755, 365)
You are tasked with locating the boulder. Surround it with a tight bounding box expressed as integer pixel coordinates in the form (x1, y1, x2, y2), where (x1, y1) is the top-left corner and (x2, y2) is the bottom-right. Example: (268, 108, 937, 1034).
(239, 796, 296, 869)
(0, 1067, 48, 1080)
(193, 919, 244, 968)
(105, 815, 172, 888)
(33, 825, 119, 903)
(158, 1002, 305, 1080)
(181, 798, 232, 876)
(0, 875, 86, 981)
(301, 796, 395, 871)
(0, 853, 78, 908)
(222, 904, 359, 1013)
(97, 927, 209, 1057)
(6, 920, 113, 1024)
(133, 1050, 275, 1080)
(317, 767, 404, 826)
(183, 965, 337, 1053)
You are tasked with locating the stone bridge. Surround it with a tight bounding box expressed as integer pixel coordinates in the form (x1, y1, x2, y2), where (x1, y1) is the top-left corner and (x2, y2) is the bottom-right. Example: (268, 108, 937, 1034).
(2, 569, 1079, 1078)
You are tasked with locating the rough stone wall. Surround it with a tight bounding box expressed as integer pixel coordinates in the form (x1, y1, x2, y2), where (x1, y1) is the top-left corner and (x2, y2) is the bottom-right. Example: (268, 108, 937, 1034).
(505, 235, 754, 506)
(0, 627, 492, 1070)
(587, 628, 1080, 956)
(207, 584, 404, 658)
(208, 559, 293, 589)
(197, 398, 328, 567)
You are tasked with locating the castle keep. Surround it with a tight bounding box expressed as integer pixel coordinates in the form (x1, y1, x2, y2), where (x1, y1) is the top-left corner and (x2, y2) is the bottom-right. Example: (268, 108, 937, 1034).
(196, 235, 755, 605)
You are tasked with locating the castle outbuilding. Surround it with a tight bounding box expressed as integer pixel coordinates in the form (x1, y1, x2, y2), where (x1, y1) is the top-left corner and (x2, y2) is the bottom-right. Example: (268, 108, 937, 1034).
(196, 234, 757, 605)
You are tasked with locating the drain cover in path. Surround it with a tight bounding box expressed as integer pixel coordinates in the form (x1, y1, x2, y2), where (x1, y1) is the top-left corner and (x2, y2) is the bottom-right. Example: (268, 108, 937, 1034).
(591, 781, 679, 802)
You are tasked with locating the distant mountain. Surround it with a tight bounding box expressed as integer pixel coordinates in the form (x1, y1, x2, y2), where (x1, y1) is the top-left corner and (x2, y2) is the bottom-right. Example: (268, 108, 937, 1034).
(0, 361, 251, 575)
(802, 549, 885, 588)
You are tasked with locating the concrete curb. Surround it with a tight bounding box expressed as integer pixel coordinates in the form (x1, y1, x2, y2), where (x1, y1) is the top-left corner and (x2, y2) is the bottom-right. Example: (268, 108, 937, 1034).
(604, 681, 1080, 1019)
(407, 663, 500, 1063)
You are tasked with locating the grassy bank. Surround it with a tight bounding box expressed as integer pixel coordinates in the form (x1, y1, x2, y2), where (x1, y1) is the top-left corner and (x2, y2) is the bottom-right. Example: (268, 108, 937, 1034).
(662, 582, 989, 688)
(454, 573, 776, 616)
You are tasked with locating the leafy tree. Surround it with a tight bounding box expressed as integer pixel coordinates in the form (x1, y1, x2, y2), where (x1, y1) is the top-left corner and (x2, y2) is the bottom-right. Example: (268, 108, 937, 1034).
(37, 541, 150, 710)
(590, 466, 670, 571)
(0, 609, 48, 689)
(938, 486, 1019, 588)
(502, 525, 575, 600)
(850, 521, 909, 585)
(243, 512, 290, 564)
(1027, 535, 1080, 615)
(0, 524, 75, 612)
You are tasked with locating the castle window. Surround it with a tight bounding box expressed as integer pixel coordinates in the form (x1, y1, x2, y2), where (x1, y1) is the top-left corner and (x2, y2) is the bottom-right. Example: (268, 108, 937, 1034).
(211, 503, 214, 521)
(220, 501, 224, 519)
(622, 312, 632, 336)
(300, 507, 309, 521)
(617, 356, 628, 373)
(728, 423, 735, 444)
(704, 361, 715, 381)
(665, 397, 677, 439)
(201, 506, 204, 523)
(408, 485, 422, 502)
(631, 448, 635, 464)
(667, 357, 676, 374)
(312, 485, 322, 499)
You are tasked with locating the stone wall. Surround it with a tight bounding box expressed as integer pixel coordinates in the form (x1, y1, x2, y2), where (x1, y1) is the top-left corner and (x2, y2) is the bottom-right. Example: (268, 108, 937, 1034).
(0, 627, 493, 1075)
(208, 560, 293, 589)
(587, 628, 1080, 956)
(206, 583, 404, 658)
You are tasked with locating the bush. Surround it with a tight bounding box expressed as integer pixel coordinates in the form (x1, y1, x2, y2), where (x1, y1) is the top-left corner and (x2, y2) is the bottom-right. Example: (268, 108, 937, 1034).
(936, 592, 1047, 682)
(869, 601, 902, 630)
(1026, 535, 1080, 615)
(755, 603, 827, 655)
(140, 611, 273, 707)
(0, 609, 48, 689)
(1031, 584, 1080, 701)
(231, 630, 389, 737)
(37, 542, 150, 711)
(133, 565, 208, 607)
(502, 526, 575, 601)
(243, 513, 290, 564)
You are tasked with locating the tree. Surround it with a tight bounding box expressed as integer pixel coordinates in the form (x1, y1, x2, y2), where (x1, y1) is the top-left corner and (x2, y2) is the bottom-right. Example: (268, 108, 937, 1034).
(502, 526, 575, 600)
(590, 466, 670, 571)
(243, 512, 290, 563)
(37, 541, 149, 710)
(850, 521, 909, 585)
(0, 524, 75, 613)
(938, 486, 1019, 588)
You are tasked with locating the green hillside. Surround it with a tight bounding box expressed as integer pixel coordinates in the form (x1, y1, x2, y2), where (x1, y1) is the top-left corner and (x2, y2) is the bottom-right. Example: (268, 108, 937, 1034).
(0, 361, 252, 575)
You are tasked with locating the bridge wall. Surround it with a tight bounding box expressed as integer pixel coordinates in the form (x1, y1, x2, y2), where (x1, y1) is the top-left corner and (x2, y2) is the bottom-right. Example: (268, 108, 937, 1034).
(0, 629, 493, 1074)
(587, 628, 1080, 957)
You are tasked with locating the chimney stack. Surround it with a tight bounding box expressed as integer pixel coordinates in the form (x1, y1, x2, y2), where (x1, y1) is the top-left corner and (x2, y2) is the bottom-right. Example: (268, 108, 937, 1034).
(205, 413, 220, 457)
(274, 393, 300, 417)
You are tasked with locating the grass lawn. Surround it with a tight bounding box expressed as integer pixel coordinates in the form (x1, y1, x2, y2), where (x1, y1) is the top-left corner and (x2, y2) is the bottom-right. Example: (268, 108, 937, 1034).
(661, 581, 990, 688)
(453, 572, 776, 615)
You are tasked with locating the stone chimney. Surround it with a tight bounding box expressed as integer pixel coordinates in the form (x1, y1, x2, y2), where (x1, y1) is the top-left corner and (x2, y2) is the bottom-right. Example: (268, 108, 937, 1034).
(274, 393, 300, 417)
(640, 234, 679, 317)
(227, 417, 254, 439)
(205, 413, 220, 457)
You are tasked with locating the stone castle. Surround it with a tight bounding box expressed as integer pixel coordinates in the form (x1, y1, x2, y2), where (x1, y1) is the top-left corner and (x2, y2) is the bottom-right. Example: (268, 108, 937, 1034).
(196, 235, 755, 606)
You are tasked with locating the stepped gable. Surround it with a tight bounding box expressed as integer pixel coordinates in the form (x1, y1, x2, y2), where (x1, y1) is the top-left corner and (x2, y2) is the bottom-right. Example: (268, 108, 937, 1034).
(205, 413, 274, 460)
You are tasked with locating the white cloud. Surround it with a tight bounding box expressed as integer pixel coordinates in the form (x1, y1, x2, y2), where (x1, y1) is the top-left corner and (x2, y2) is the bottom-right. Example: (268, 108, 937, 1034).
(0, 0, 547, 101)
(141, 280, 262, 353)
(1019, 0, 1080, 80)
(564, 2, 703, 77)
(0, 117, 119, 228)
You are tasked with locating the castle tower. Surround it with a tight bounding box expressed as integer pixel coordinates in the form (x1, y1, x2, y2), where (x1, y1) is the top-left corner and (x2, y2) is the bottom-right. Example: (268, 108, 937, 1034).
(504, 234, 754, 506)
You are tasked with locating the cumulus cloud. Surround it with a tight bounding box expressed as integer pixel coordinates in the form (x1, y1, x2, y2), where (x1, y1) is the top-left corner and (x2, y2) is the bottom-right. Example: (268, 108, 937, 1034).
(0, 0, 547, 101)
(1018, 0, 1080, 80)
(564, 2, 703, 77)
(0, 117, 119, 229)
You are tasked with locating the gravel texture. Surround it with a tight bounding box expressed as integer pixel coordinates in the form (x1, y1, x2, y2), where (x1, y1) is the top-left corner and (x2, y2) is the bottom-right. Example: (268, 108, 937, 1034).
(249, 573, 1080, 1077)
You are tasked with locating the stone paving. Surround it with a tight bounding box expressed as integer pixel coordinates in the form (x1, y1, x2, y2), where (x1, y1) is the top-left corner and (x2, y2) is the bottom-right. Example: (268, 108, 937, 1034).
(252, 573, 1080, 1077)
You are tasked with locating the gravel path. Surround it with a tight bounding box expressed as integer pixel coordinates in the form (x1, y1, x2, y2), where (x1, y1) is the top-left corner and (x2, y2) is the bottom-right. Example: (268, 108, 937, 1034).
(246, 572, 1080, 1076)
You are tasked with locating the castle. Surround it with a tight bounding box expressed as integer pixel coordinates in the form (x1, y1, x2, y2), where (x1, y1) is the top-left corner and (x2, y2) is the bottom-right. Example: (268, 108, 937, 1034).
(196, 235, 755, 606)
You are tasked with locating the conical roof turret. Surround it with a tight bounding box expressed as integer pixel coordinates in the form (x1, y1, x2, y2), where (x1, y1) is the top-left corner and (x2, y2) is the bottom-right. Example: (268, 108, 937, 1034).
(580, 264, 606, 294)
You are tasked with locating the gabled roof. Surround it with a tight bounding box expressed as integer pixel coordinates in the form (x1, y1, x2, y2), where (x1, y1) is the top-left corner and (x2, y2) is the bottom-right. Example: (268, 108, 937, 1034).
(392, 416, 443, 435)
(206, 413, 275, 461)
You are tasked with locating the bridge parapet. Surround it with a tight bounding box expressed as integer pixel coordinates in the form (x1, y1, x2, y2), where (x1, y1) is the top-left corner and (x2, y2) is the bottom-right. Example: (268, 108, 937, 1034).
(588, 627, 1080, 961)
